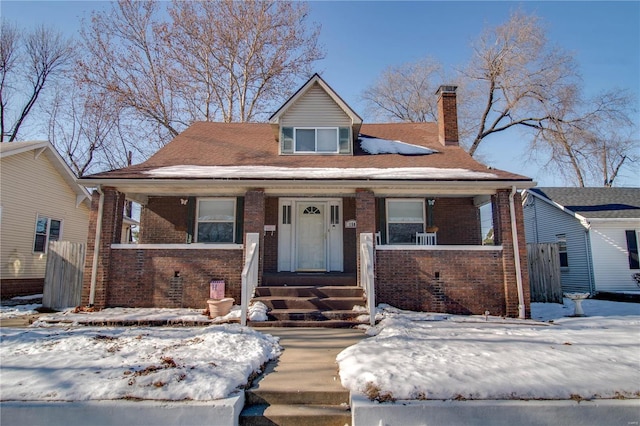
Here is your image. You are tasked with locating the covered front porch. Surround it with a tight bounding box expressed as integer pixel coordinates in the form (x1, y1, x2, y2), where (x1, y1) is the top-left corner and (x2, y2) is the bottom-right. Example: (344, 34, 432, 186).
(81, 182, 530, 321)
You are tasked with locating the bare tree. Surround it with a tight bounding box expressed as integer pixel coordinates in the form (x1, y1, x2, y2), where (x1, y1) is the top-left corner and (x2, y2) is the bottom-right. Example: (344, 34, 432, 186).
(78, 0, 324, 148)
(532, 89, 638, 187)
(167, 0, 323, 123)
(362, 58, 443, 123)
(463, 11, 578, 157)
(0, 20, 75, 142)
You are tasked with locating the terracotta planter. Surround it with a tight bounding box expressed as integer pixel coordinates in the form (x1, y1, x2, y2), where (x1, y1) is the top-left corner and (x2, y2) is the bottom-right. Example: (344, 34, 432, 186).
(207, 298, 234, 318)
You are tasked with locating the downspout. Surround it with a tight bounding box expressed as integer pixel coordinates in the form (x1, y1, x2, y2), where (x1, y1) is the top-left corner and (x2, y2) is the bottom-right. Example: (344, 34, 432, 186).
(583, 222, 595, 295)
(88, 185, 104, 307)
(509, 186, 526, 319)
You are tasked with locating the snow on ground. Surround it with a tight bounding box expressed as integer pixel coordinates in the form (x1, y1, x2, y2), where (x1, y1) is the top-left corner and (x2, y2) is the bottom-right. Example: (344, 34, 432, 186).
(359, 135, 437, 155)
(338, 300, 640, 401)
(0, 324, 281, 401)
(0, 294, 43, 318)
(0, 302, 269, 325)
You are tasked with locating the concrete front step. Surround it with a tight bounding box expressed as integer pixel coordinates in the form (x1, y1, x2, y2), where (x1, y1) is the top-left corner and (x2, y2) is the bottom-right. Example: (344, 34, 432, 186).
(246, 389, 350, 406)
(255, 286, 364, 298)
(262, 273, 356, 287)
(254, 296, 365, 311)
(239, 403, 351, 426)
(266, 308, 363, 321)
(251, 319, 363, 328)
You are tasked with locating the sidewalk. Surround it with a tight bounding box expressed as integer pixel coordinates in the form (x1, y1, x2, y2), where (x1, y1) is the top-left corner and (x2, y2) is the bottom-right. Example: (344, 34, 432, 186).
(252, 327, 367, 394)
(240, 327, 367, 425)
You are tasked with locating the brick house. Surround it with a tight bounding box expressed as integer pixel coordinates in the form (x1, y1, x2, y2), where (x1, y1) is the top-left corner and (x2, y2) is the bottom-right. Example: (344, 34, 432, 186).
(78, 74, 534, 322)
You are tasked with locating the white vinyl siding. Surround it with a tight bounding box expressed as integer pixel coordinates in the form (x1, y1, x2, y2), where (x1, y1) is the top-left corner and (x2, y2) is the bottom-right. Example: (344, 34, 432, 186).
(0, 151, 90, 280)
(281, 83, 352, 128)
(522, 196, 592, 294)
(589, 222, 640, 293)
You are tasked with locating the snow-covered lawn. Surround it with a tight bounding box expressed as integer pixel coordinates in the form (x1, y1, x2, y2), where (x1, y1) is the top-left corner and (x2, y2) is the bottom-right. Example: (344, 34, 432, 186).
(0, 324, 280, 401)
(338, 299, 640, 402)
(1, 296, 639, 403)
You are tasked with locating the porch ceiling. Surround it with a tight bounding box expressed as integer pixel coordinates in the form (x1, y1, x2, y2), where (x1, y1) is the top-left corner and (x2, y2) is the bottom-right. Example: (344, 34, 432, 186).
(79, 178, 535, 205)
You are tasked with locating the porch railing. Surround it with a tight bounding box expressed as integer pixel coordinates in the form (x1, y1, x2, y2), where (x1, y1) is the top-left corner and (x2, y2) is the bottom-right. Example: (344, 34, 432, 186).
(241, 233, 260, 326)
(360, 233, 376, 326)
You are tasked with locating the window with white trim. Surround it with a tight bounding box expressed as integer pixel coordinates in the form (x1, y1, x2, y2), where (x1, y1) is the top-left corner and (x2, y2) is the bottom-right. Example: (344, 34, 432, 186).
(556, 234, 568, 268)
(386, 199, 425, 244)
(295, 127, 339, 153)
(33, 215, 62, 253)
(196, 198, 236, 243)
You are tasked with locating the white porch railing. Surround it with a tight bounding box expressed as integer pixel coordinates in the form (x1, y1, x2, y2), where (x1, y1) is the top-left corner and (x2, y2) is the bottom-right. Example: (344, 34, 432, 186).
(241, 233, 260, 326)
(360, 233, 376, 326)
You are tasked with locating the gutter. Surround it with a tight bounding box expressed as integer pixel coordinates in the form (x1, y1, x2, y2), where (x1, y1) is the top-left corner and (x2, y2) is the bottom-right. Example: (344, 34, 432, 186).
(509, 186, 526, 319)
(88, 185, 104, 307)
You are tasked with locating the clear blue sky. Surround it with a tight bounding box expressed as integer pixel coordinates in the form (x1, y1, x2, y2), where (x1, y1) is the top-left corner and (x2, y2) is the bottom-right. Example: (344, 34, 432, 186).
(3, 1, 639, 187)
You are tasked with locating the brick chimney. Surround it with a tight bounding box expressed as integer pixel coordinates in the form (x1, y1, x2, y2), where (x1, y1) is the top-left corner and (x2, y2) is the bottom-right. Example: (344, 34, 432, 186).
(436, 85, 459, 146)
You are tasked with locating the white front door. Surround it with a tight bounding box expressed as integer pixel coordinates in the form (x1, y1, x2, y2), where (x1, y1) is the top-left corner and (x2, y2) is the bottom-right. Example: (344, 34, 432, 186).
(296, 202, 326, 271)
(278, 198, 343, 272)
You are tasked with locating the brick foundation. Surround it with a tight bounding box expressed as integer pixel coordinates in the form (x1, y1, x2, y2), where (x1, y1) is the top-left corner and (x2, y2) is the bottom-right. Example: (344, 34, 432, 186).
(0, 278, 44, 299)
(106, 249, 243, 309)
(376, 249, 506, 315)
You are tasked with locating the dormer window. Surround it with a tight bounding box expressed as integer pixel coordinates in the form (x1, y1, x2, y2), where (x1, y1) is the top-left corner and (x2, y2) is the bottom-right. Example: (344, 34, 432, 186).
(296, 128, 337, 153)
(281, 126, 351, 154)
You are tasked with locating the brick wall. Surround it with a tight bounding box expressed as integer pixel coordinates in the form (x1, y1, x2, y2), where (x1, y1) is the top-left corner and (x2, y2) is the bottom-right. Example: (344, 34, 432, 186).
(244, 190, 265, 284)
(374, 196, 481, 245)
(376, 249, 506, 315)
(140, 197, 189, 244)
(81, 187, 125, 308)
(343, 197, 357, 273)
(356, 190, 376, 283)
(106, 249, 243, 308)
(433, 197, 481, 245)
(263, 197, 278, 273)
(0, 278, 44, 299)
(492, 190, 531, 317)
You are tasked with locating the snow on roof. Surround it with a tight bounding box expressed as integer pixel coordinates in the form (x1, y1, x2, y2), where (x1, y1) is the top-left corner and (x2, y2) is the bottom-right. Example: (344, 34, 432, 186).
(143, 165, 498, 180)
(359, 134, 437, 156)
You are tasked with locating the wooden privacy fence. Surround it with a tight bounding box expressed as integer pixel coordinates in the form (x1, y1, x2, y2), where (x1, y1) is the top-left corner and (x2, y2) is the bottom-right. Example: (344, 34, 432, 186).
(527, 243, 562, 303)
(43, 241, 85, 310)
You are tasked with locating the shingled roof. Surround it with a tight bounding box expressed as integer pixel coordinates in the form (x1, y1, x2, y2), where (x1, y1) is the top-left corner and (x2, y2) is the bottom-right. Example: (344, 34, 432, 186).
(529, 187, 640, 219)
(83, 122, 530, 182)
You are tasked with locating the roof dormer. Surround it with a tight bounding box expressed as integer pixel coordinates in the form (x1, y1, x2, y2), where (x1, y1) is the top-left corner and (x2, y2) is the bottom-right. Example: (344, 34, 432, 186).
(269, 74, 362, 155)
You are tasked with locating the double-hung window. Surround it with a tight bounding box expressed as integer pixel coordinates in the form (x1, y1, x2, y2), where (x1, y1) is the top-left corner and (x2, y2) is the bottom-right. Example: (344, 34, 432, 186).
(33, 215, 62, 253)
(386, 199, 425, 244)
(295, 128, 339, 153)
(556, 234, 568, 268)
(196, 198, 236, 243)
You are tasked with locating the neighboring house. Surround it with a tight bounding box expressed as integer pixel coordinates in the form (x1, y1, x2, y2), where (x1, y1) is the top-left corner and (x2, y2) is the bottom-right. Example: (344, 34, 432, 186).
(523, 187, 640, 295)
(78, 74, 534, 320)
(0, 141, 91, 299)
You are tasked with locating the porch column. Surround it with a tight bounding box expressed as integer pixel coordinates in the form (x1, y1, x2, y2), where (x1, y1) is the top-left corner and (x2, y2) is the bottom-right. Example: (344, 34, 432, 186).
(243, 189, 265, 285)
(81, 186, 125, 308)
(356, 189, 376, 284)
(492, 189, 531, 318)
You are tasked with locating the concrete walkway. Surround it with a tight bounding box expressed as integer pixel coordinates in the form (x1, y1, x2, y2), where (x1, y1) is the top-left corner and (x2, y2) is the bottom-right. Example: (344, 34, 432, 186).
(252, 327, 367, 394)
(240, 327, 367, 425)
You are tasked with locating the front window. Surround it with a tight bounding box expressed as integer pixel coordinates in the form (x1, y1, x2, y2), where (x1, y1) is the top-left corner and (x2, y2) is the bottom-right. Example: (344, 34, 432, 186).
(295, 128, 339, 153)
(196, 198, 236, 243)
(556, 234, 568, 268)
(33, 215, 62, 253)
(387, 199, 425, 244)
